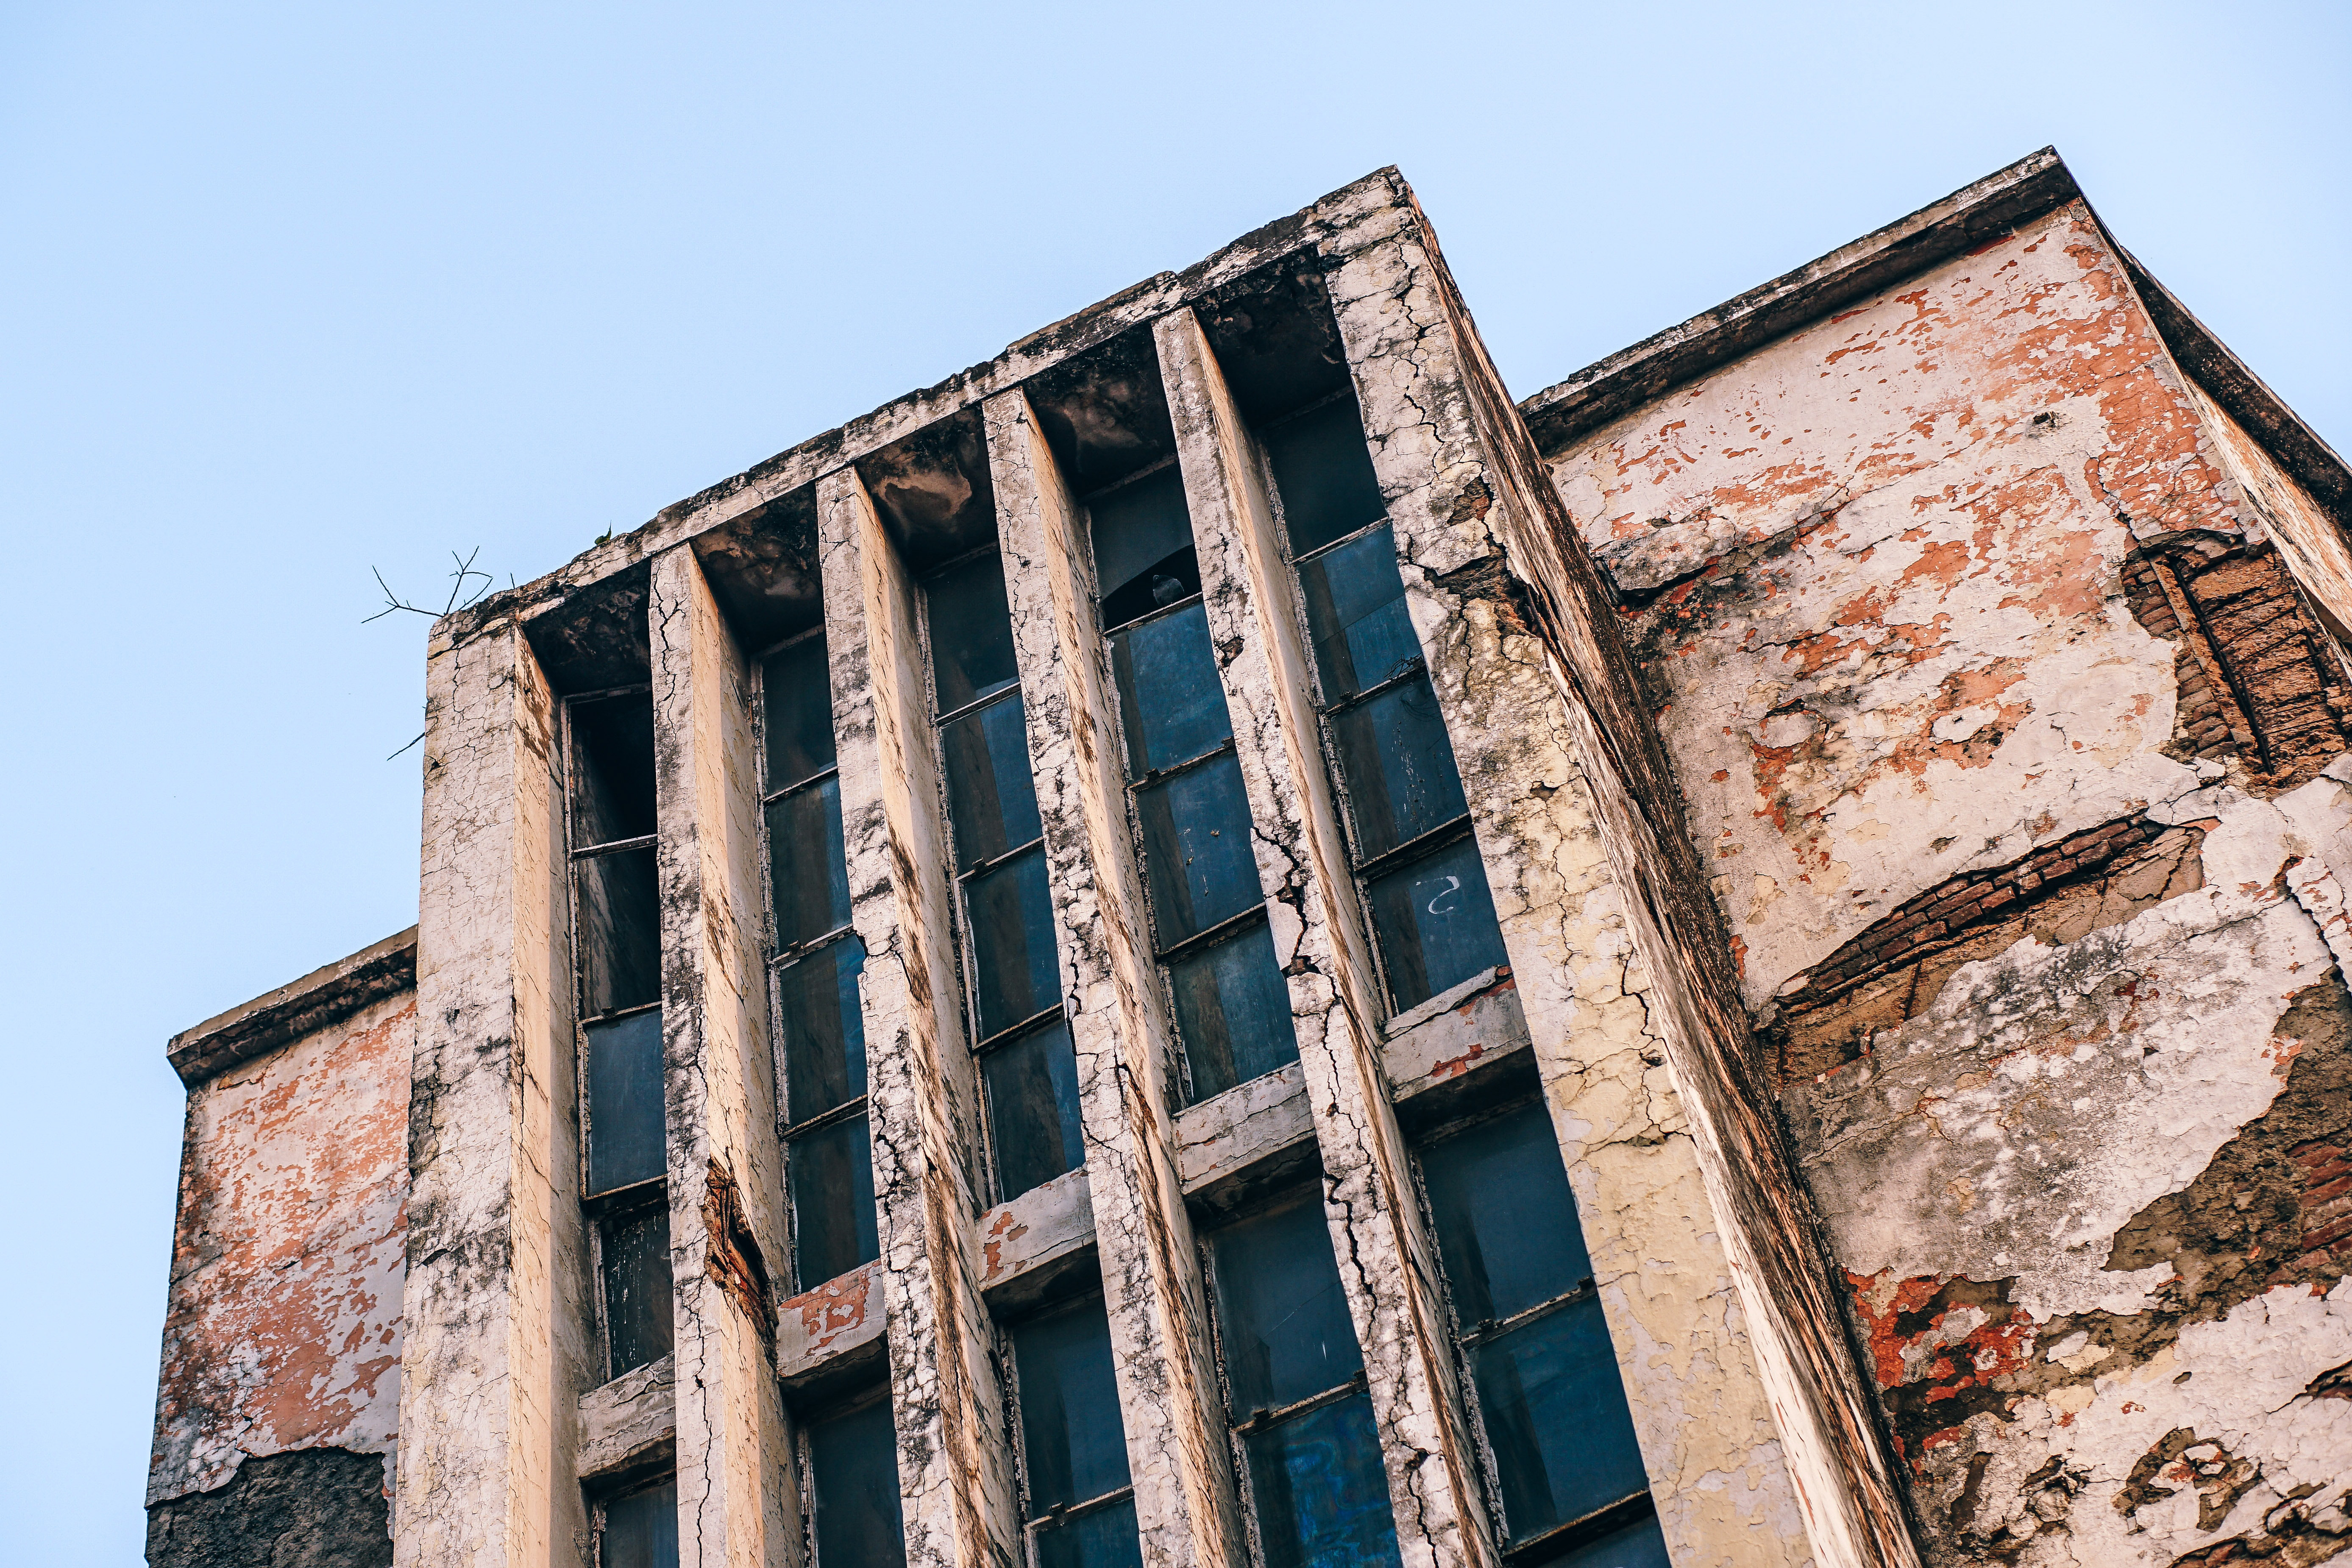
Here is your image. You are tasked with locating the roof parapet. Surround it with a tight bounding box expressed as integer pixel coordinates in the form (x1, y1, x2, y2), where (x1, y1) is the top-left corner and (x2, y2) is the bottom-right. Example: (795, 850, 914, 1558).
(167, 926, 418, 1088)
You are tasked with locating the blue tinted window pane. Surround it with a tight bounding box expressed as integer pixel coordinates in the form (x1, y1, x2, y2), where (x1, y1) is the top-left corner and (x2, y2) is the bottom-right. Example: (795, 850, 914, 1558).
(779, 938, 867, 1125)
(791, 1114, 878, 1288)
(967, 847, 1061, 1038)
(1474, 1298, 1650, 1544)
(1092, 465, 1197, 626)
(763, 636, 838, 791)
(928, 553, 1021, 715)
(1366, 838, 1508, 1010)
(1420, 1102, 1591, 1325)
(1330, 676, 1468, 860)
(571, 690, 659, 848)
(587, 1008, 666, 1197)
(1298, 526, 1420, 703)
(1012, 1296, 1131, 1515)
(1035, 1498, 1144, 1568)
(1242, 1392, 1400, 1568)
(1208, 1196, 1361, 1416)
(1544, 1512, 1670, 1568)
(942, 692, 1043, 870)
(579, 846, 663, 1015)
(602, 1204, 673, 1378)
(809, 1395, 906, 1568)
(600, 1479, 679, 1568)
(1111, 603, 1232, 775)
(1136, 755, 1261, 944)
(1264, 395, 1387, 559)
(983, 1021, 1084, 1201)
(1168, 919, 1298, 1103)
(767, 777, 851, 951)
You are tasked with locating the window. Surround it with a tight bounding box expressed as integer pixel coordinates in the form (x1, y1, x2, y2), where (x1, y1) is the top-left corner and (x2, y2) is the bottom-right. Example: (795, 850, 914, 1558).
(1088, 461, 1298, 1104)
(1203, 1192, 1400, 1568)
(921, 550, 1082, 1203)
(598, 1476, 679, 1568)
(1260, 391, 1509, 1011)
(1417, 1103, 1664, 1568)
(1007, 1292, 1144, 1568)
(805, 1384, 907, 1568)
(568, 687, 672, 1380)
(760, 630, 879, 1291)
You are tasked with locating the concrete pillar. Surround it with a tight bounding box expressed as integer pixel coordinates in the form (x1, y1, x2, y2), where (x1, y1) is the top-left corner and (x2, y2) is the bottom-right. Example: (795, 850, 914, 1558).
(817, 466, 1021, 1568)
(1155, 307, 1500, 1568)
(650, 545, 797, 1568)
(983, 387, 1247, 1568)
(398, 620, 593, 1568)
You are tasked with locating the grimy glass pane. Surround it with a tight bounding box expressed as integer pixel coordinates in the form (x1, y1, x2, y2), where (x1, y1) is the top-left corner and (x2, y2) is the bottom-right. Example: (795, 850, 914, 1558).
(1366, 836, 1508, 1010)
(1241, 1392, 1400, 1568)
(1091, 463, 1196, 627)
(967, 847, 1060, 1038)
(1329, 676, 1469, 861)
(1035, 1498, 1144, 1568)
(1548, 1513, 1671, 1568)
(600, 1478, 679, 1568)
(602, 1204, 674, 1379)
(1110, 602, 1231, 776)
(983, 1020, 1083, 1202)
(571, 690, 659, 849)
(780, 937, 868, 1125)
(1263, 393, 1387, 559)
(791, 1113, 878, 1288)
(809, 1395, 906, 1568)
(578, 846, 662, 1016)
(1168, 919, 1297, 1103)
(1136, 755, 1261, 944)
(1208, 1194, 1361, 1417)
(763, 635, 838, 792)
(1420, 1101, 1592, 1326)
(942, 693, 1043, 871)
(1012, 1294, 1131, 1516)
(586, 1008, 666, 1197)
(1474, 1297, 1650, 1545)
(1298, 525, 1420, 704)
(927, 552, 1020, 715)
(766, 777, 852, 951)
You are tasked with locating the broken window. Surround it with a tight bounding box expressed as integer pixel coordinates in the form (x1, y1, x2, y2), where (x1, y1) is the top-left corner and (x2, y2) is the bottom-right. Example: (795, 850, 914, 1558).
(805, 1382, 906, 1568)
(1090, 462, 1298, 1103)
(1203, 1190, 1400, 1568)
(568, 688, 672, 1380)
(1007, 1290, 1144, 1568)
(598, 1474, 679, 1568)
(1261, 391, 1508, 1011)
(1416, 1101, 1664, 1567)
(923, 550, 1082, 1202)
(760, 631, 879, 1291)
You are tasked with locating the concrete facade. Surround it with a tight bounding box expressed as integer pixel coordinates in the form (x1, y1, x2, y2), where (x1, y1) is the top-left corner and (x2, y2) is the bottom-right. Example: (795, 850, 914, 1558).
(148, 151, 2352, 1568)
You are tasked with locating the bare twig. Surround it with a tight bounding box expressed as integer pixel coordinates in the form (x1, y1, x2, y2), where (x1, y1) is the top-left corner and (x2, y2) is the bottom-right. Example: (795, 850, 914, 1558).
(365, 548, 494, 624)
(387, 732, 426, 760)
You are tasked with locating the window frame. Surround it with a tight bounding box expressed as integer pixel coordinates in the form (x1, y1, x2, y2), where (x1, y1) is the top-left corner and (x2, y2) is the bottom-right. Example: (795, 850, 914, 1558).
(999, 1287, 1141, 1568)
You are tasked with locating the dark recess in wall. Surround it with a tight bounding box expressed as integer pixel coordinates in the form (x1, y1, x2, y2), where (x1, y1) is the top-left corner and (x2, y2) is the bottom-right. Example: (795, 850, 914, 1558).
(146, 1448, 391, 1568)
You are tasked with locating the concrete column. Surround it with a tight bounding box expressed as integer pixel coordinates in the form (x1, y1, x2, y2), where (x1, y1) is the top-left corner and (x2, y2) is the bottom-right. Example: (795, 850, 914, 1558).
(983, 387, 1247, 1568)
(398, 620, 593, 1568)
(1155, 308, 1500, 1568)
(651, 544, 797, 1568)
(818, 467, 1020, 1568)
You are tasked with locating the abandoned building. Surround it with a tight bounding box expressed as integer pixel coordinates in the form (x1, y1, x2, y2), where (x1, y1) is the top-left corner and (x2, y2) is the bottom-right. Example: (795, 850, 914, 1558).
(145, 148, 2352, 1568)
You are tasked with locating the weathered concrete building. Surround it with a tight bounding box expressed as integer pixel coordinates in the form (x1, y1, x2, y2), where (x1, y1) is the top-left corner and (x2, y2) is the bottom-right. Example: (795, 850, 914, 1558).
(147, 150, 2352, 1568)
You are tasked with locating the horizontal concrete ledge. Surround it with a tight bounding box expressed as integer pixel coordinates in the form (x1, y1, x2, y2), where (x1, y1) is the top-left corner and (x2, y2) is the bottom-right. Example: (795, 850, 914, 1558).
(777, 1261, 885, 1389)
(166, 926, 418, 1089)
(578, 1354, 677, 1482)
(1517, 147, 2080, 456)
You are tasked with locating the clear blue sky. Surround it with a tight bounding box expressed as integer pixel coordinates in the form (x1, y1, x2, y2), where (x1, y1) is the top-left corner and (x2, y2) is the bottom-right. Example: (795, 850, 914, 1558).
(3, 2, 2344, 1560)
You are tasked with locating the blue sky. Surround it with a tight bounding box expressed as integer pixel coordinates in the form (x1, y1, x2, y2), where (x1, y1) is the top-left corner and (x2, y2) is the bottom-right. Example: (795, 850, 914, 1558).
(2, 2, 2345, 1560)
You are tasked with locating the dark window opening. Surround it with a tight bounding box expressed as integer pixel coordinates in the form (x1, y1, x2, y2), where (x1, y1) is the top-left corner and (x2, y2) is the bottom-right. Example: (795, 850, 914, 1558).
(1008, 1292, 1143, 1568)
(1204, 1191, 1400, 1568)
(1088, 464, 1297, 1105)
(923, 551, 1080, 1204)
(806, 1384, 906, 1568)
(598, 1475, 679, 1568)
(585, 1007, 665, 1198)
(760, 630, 881, 1293)
(598, 1195, 674, 1379)
(1261, 392, 1507, 1012)
(1417, 1102, 1660, 1565)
